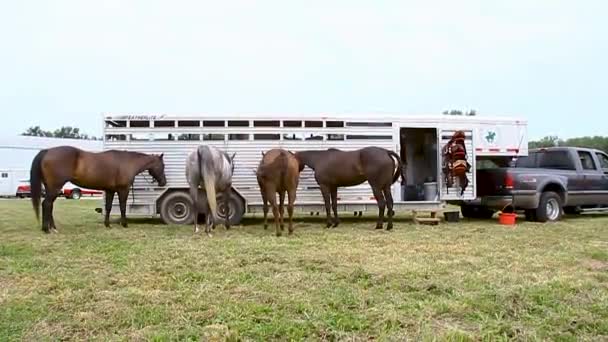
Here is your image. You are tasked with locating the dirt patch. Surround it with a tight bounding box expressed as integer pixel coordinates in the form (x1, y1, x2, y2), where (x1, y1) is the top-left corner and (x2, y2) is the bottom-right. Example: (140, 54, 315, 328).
(583, 259, 608, 272)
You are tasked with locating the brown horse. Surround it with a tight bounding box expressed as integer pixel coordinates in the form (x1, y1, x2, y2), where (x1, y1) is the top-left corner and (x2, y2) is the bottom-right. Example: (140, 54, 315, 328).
(256, 149, 304, 236)
(294, 146, 403, 230)
(30, 146, 167, 233)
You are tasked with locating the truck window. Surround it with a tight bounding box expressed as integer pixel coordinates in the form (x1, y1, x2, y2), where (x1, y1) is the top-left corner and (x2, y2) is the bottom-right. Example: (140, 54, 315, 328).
(578, 151, 597, 170)
(514, 153, 538, 168)
(519, 151, 576, 170)
(598, 153, 608, 169)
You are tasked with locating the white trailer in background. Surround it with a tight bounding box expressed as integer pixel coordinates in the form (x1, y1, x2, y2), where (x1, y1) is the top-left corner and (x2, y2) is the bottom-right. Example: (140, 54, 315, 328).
(0, 169, 28, 197)
(100, 113, 527, 224)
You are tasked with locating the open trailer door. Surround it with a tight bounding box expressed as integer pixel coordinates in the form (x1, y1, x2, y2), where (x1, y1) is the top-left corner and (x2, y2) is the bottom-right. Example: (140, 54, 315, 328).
(439, 129, 476, 201)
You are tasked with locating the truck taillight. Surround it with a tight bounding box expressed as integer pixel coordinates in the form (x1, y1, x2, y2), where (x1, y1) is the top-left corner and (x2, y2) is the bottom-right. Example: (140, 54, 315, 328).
(505, 174, 514, 189)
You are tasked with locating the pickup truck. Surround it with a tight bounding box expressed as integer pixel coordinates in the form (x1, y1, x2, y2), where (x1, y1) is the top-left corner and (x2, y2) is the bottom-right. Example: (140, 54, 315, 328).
(460, 146, 608, 222)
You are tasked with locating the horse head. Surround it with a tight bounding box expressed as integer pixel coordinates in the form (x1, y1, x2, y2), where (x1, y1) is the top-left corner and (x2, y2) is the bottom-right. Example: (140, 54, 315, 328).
(148, 153, 167, 186)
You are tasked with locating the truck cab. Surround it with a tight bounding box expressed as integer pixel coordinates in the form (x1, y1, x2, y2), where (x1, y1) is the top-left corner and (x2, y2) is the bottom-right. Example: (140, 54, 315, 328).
(463, 146, 608, 222)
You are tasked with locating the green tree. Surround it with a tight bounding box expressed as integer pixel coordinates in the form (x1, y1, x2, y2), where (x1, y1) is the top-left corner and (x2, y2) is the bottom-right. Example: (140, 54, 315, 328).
(529, 135, 607, 152)
(22, 126, 99, 140)
(22, 126, 53, 137)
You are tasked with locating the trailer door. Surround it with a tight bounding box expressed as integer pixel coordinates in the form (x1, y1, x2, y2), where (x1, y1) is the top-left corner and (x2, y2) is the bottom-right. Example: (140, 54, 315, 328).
(439, 129, 476, 200)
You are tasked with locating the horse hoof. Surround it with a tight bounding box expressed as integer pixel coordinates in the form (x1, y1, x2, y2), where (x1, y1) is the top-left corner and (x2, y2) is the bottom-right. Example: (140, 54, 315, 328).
(52, 228, 58, 233)
(375, 225, 383, 230)
(386, 224, 394, 231)
(263, 225, 268, 230)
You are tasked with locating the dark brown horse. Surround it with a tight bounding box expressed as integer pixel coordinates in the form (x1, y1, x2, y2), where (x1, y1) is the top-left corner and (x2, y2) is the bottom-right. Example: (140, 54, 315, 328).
(294, 146, 403, 230)
(256, 149, 304, 236)
(30, 146, 167, 233)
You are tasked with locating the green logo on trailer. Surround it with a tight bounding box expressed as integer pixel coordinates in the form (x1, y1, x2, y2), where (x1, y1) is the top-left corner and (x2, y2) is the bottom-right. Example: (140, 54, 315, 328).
(485, 130, 496, 143)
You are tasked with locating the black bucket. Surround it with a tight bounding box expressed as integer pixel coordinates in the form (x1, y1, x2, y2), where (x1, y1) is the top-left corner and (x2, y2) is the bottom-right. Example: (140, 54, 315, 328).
(444, 211, 460, 223)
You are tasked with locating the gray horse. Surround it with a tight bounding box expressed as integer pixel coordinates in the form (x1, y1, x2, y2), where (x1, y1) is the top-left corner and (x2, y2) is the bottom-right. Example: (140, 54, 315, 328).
(185, 145, 235, 235)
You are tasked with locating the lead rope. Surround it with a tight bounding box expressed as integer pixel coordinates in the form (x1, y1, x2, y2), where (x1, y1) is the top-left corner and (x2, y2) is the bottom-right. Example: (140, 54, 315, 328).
(131, 173, 157, 206)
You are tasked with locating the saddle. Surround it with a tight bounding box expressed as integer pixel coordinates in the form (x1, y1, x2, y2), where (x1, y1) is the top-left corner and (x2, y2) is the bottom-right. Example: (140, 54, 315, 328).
(442, 130, 471, 196)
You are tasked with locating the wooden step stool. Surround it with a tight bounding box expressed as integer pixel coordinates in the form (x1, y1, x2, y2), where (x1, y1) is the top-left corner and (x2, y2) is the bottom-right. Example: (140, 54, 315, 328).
(412, 209, 441, 226)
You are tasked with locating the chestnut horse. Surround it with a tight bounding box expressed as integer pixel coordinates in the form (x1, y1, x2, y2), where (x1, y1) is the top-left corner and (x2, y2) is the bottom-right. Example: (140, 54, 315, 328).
(30, 146, 167, 233)
(294, 147, 403, 230)
(256, 149, 304, 236)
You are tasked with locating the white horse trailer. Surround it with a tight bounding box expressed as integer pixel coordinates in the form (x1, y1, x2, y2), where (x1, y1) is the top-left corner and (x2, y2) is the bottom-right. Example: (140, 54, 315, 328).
(100, 113, 527, 224)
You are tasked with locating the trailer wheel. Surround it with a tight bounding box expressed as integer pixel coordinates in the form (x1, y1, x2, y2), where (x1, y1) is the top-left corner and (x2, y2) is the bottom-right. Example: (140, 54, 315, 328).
(159, 191, 195, 225)
(535, 191, 563, 222)
(217, 191, 245, 226)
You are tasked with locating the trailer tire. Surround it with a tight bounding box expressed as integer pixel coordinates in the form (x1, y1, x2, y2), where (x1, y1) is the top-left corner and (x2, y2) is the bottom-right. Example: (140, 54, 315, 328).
(217, 191, 246, 226)
(159, 191, 195, 225)
(535, 191, 563, 222)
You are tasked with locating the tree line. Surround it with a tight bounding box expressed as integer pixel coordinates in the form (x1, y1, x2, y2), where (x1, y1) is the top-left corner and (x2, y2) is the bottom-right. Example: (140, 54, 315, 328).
(21, 126, 100, 140)
(529, 135, 608, 152)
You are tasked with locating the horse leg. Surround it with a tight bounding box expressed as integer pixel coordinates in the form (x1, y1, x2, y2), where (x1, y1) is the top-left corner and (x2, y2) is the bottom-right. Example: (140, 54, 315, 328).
(320, 185, 332, 228)
(279, 190, 285, 231)
(104, 191, 115, 228)
(48, 193, 59, 233)
(42, 197, 52, 233)
(261, 189, 269, 230)
(189, 185, 200, 233)
(118, 189, 129, 228)
(205, 208, 213, 236)
(330, 187, 340, 227)
(383, 185, 394, 230)
(287, 188, 296, 235)
(265, 188, 280, 236)
(371, 186, 386, 229)
(223, 190, 231, 230)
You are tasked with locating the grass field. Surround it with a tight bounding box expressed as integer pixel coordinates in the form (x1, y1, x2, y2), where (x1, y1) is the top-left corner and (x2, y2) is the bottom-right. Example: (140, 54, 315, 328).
(1, 199, 607, 341)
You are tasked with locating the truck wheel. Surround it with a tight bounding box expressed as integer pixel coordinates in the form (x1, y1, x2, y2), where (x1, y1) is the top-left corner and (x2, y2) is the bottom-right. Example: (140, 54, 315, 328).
(159, 191, 195, 225)
(461, 205, 495, 219)
(70, 189, 82, 200)
(217, 191, 246, 226)
(535, 191, 563, 222)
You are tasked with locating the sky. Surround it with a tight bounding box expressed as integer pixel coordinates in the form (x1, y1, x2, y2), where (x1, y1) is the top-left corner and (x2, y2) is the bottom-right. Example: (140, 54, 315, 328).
(0, 0, 606, 140)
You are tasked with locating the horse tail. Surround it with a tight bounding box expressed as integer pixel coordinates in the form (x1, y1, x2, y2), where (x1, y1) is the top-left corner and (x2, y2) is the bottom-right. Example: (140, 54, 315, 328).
(30, 149, 48, 223)
(387, 150, 403, 184)
(203, 172, 219, 222)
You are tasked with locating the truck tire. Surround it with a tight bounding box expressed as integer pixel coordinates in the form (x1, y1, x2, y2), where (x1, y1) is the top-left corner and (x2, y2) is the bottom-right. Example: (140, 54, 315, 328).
(535, 191, 563, 222)
(217, 191, 246, 226)
(159, 191, 195, 225)
(461, 205, 495, 219)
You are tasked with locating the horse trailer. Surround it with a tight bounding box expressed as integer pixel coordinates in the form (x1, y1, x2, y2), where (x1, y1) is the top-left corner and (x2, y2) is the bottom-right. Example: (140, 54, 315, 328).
(100, 113, 527, 224)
